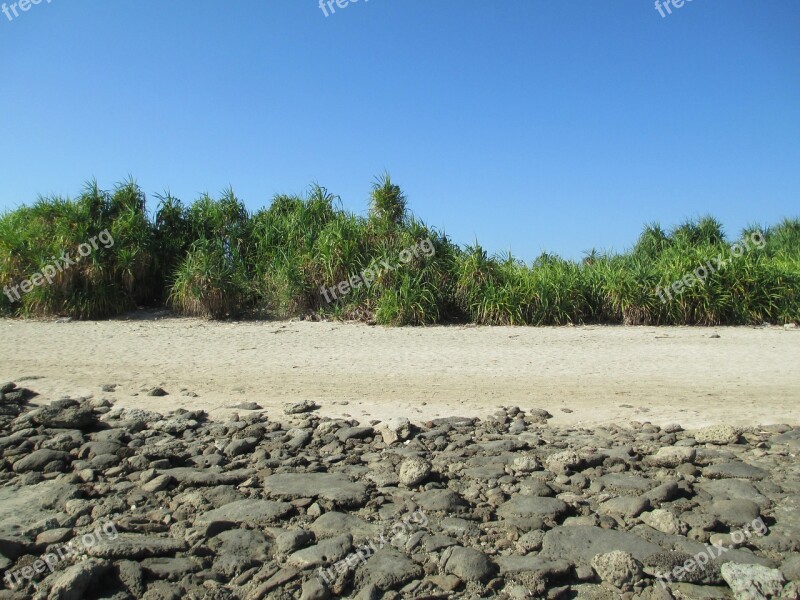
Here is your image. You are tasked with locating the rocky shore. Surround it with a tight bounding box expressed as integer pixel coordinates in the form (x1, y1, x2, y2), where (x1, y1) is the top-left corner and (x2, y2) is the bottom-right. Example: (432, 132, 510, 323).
(0, 382, 798, 599)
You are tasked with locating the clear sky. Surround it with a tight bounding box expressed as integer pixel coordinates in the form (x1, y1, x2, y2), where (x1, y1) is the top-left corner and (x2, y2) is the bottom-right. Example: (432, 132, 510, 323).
(1, 1, 798, 261)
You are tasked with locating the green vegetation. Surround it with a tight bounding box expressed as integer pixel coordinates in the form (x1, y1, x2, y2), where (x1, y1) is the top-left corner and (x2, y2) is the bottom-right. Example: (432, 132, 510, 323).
(1, 176, 798, 326)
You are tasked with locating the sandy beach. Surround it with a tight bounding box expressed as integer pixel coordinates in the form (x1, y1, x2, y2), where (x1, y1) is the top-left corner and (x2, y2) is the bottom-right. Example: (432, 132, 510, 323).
(1, 316, 797, 428)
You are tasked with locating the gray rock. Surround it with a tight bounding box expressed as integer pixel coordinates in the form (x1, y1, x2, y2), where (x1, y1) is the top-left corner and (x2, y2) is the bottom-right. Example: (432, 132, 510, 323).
(357, 547, 423, 591)
(210, 528, 272, 578)
(591, 551, 643, 589)
(398, 457, 432, 487)
(599, 495, 651, 518)
(141, 474, 174, 493)
(85, 534, 186, 560)
(708, 499, 761, 528)
(720, 563, 785, 599)
(413, 489, 467, 512)
(704, 462, 768, 481)
(641, 509, 687, 535)
(301, 577, 331, 600)
(645, 447, 696, 468)
(195, 499, 293, 529)
(42, 558, 111, 600)
(597, 473, 656, 494)
(140, 557, 200, 581)
(643, 550, 722, 585)
(442, 546, 495, 582)
(275, 529, 315, 555)
(310, 512, 377, 542)
(495, 555, 571, 579)
(781, 554, 800, 582)
(698, 480, 770, 508)
(695, 425, 740, 445)
(284, 400, 320, 415)
(377, 418, 412, 445)
(224, 437, 257, 457)
(161, 467, 254, 486)
(541, 526, 662, 567)
(287, 534, 353, 569)
(497, 495, 569, 521)
(264, 473, 369, 508)
(336, 426, 373, 442)
(13, 449, 69, 473)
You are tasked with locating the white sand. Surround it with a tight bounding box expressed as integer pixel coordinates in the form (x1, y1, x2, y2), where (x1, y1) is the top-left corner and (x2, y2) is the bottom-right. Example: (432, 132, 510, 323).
(1, 317, 798, 428)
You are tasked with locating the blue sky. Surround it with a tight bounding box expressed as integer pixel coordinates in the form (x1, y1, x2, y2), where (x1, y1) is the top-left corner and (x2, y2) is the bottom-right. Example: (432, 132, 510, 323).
(1, 1, 798, 261)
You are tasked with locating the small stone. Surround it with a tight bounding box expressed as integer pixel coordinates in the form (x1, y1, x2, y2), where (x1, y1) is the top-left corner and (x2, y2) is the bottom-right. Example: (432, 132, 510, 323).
(284, 399, 320, 414)
(443, 546, 495, 582)
(720, 563, 785, 599)
(695, 424, 739, 445)
(590, 551, 643, 589)
(399, 457, 432, 487)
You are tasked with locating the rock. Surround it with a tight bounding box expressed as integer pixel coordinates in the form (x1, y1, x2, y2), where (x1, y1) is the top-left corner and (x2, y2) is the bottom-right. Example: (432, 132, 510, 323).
(545, 450, 582, 474)
(496, 495, 569, 522)
(336, 426, 373, 442)
(695, 425, 740, 445)
(210, 529, 272, 578)
(301, 577, 331, 600)
(645, 446, 696, 468)
(541, 526, 662, 567)
(275, 529, 315, 555)
(195, 500, 293, 530)
(527, 408, 553, 423)
(591, 551, 643, 589)
(147, 387, 169, 397)
(141, 557, 200, 581)
(263, 473, 370, 508)
(161, 467, 254, 486)
(377, 417, 412, 444)
(643, 550, 722, 585)
(708, 499, 761, 528)
(141, 474, 174, 493)
(398, 457, 432, 487)
(720, 563, 785, 599)
(310, 512, 377, 542)
(284, 400, 319, 415)
(13, 449, 70, 473)
(356, 548, 423, 591)
(413, 489, 467, 512)
(30, 405, 96, 430)
(512, 455, 541, 473)
(495, 555, 571, 580)
(287, 534, 353, 569)
(599, 495, 651, 518)
(781, 555, 800, 582)
(443, 546, 496, 582)
(224, 437, 257, 457)
(704, 462, 768, 481)
(229, 402, 262, 410)
(85, 534, 186, 560)
(44, 558, 111, 600)
(641, 509, 687, 535)
(597, 473, 656, 494)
